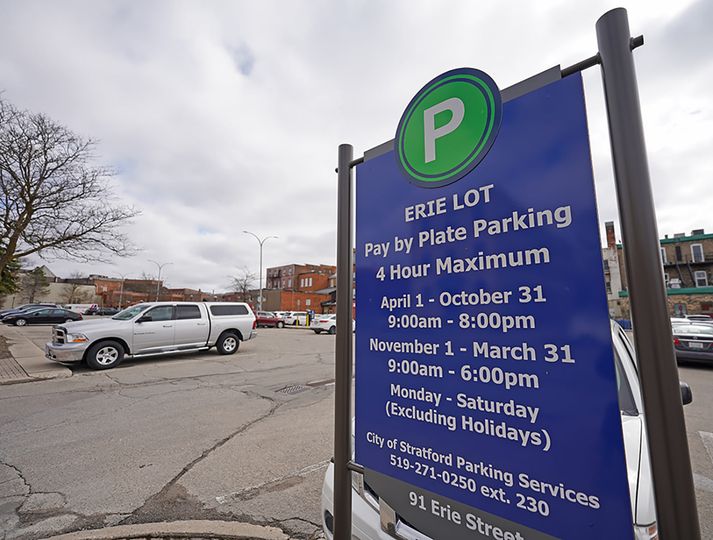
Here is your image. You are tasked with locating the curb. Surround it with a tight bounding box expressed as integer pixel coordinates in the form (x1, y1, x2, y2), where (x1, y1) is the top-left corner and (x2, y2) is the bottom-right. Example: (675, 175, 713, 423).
(0, 324, 72, 384)
(46, 520, 289, 540)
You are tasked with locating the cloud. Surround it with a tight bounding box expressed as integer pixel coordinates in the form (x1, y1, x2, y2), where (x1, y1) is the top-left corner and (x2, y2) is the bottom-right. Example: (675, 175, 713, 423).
(0, 0, 709, 289)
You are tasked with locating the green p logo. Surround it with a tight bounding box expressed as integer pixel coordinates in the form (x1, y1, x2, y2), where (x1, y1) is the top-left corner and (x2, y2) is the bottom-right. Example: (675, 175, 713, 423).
(395, 68, 502, 188)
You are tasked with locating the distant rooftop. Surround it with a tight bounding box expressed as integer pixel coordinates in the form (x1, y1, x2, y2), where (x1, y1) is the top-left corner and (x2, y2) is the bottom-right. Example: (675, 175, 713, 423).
(615, 228, 712, 249)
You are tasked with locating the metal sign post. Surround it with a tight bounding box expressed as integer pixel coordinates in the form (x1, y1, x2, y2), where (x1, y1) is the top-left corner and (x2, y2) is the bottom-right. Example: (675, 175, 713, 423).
(596, 8, 701, 539)
(334, 143, 354, 540)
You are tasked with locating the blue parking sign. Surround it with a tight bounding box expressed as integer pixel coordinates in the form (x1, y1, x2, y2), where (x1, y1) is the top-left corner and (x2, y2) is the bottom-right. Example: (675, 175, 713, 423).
(355, 73, 633, 539)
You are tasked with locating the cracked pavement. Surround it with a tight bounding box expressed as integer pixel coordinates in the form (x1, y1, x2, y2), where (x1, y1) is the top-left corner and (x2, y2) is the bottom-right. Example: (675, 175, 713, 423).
(0, 328, 337, 540)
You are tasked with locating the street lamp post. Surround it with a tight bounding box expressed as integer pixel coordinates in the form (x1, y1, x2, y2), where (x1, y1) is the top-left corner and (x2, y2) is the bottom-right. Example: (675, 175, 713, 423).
(148, 260, 172, 302)
(243, 231, 278, 312)
(117, 273, 130, 309)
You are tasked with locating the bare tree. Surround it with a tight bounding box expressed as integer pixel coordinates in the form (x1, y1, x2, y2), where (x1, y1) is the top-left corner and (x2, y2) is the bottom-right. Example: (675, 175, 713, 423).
(21, 267, 50, 303)
(229, 267, 256, 302)
(62, 272, 91, 304)
(0, 96, 140, 277)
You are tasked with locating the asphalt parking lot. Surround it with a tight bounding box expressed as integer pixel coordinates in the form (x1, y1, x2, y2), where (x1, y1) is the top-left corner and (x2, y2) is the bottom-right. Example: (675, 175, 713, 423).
(0, 326, 336, 540)
(1, 324, 713, 539)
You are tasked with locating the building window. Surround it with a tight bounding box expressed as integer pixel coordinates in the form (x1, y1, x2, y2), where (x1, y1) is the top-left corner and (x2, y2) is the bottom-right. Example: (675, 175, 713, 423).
(663, 273, 669, 286)
(306, 299, 311, 306)
(691, 244, 704, 263)
(288, 279, 292, 288)
(603, 260, 609, 271)
(660, 247, 667, 264)
(694, 271, 708, 287)
(605, 281, 611, 294)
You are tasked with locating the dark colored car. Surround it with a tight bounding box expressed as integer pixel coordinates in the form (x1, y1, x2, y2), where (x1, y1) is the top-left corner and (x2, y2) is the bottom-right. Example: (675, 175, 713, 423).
(255, 311, 285, 328)
(0, 303, 59, 318)
(672, 323, 713, 363)
(2, 307, 82, 327)
(84, 306, 120, 316)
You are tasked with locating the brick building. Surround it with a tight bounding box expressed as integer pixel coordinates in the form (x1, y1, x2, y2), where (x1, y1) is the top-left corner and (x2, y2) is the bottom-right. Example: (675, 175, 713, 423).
(607, 225, 713, 318)
(263, 263, 337, 313)
(266, 264, 336, 290)
(602, 222, 625, 317)
(93, 277, 162, 307)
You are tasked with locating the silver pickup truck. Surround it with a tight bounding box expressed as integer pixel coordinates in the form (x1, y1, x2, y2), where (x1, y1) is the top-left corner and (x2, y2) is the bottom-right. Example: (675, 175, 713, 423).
(45, 302, 256, 370)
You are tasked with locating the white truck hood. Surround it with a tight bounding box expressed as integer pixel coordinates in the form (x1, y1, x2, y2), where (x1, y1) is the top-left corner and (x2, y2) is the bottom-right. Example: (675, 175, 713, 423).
(59, 318, 132, 334)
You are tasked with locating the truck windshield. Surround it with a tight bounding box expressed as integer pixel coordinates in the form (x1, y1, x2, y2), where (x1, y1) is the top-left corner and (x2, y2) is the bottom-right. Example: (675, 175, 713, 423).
(112, 304, 148, 321)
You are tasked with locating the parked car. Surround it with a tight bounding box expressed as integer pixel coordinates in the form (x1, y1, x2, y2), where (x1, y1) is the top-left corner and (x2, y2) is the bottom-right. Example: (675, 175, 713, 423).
(2, 307, 82, 326)
(0, 303, 59, 318)
(255, 311, 285, 328)
(45, 302, 256, 370)
(284, 311, 309, 326)
(84, 306, 120, 316)
(672, 323, 713, 363)
(63, 303, 98, 314)
(311, 314, 337, 334)
(685, 314, 713, 322)
(320, 322, 691, 540)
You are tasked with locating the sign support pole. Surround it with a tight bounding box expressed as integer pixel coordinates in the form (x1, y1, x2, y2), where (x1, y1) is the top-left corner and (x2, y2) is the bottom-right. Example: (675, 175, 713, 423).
(596, 8, 700, 539)
(334, 143, 354, 540)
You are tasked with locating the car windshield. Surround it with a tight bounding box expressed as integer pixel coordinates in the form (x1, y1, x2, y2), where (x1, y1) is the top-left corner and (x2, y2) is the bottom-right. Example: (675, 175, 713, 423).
(18, 305, 44, 312)
(112, 304, 148, 320)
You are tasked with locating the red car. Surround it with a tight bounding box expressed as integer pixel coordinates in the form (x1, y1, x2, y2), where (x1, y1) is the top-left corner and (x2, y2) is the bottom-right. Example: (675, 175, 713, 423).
(255, 311, 285, 328)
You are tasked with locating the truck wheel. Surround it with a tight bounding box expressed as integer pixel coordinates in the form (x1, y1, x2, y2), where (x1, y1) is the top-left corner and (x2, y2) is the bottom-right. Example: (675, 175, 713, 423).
(86, 340, 124, 370)
(15, 318, 27, 327)
(277, 321, 284, 328)
(328, 326, 337, 335)
(314, 330, 322, 334)
(217, 332, 240, 355)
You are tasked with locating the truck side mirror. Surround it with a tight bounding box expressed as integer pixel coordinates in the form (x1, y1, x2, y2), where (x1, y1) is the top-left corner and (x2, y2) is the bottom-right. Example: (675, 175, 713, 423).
(680, 382, 693, 406)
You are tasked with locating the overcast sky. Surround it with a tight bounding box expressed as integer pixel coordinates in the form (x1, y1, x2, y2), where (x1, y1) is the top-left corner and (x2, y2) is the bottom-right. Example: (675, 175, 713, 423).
(1, 0, 711, 291)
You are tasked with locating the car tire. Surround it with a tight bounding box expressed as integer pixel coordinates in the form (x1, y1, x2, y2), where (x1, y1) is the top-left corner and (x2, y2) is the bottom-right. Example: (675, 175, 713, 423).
(86, 340, 124, 370)
(216, 332, 240, 355)
(277, 321, 284, 328)
(328, 326, 336, 335)
(15, 319, 27, 327)
(314, 330, 321, 334)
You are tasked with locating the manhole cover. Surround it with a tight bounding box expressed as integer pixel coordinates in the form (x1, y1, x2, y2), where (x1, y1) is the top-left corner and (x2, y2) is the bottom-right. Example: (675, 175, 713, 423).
(276, 384, 309, 395)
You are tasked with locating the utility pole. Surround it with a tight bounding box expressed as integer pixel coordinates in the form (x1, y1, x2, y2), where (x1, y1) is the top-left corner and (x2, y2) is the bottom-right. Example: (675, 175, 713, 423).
(148, 260, 172, 302)
(243, 231, 278, 311)
(117, 273, 130, 309)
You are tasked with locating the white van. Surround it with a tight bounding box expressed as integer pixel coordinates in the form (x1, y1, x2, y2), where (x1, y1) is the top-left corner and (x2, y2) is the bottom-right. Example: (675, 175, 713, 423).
(63, 304, 98, 314)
